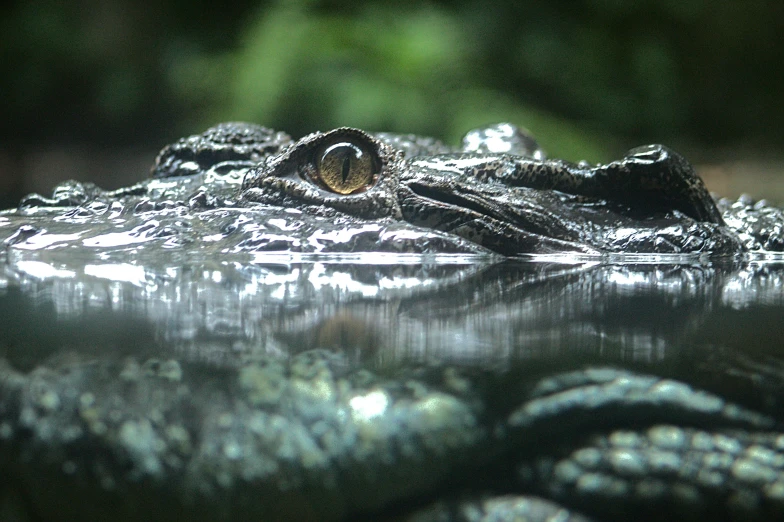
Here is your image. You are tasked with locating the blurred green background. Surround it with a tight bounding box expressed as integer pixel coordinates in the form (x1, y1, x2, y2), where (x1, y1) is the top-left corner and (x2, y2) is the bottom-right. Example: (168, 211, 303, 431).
(1, 0, 783, 209)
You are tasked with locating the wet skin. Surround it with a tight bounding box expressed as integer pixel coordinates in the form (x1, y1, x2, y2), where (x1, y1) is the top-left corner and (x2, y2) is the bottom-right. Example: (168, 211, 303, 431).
(13, 122, 783, 256)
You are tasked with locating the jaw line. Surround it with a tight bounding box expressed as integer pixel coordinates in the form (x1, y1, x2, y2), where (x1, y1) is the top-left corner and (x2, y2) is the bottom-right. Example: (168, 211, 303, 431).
(401, 182, 597, 255)
(405, 181, 515, 224)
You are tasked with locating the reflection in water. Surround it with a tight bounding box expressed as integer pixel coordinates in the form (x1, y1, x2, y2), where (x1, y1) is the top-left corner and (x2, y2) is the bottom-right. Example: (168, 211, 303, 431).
(2, 251, 784, 372)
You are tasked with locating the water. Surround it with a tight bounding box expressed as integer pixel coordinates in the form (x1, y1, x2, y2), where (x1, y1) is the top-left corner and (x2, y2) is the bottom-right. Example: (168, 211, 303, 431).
(2, 250, 784, 404)
(3, 244, 784, 520)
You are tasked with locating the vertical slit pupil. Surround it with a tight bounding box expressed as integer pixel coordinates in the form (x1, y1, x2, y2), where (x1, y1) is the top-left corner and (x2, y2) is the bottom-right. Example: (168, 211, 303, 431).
(341, 154, 352, 184)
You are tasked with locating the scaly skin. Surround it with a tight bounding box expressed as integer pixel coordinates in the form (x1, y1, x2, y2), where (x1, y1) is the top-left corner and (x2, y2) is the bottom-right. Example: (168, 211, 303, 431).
(9, 122, 782, 255)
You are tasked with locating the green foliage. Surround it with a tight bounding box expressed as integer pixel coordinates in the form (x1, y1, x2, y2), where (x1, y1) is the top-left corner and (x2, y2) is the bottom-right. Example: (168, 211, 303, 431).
(169, 2, 616, 161)
(1, 0, 782, 162)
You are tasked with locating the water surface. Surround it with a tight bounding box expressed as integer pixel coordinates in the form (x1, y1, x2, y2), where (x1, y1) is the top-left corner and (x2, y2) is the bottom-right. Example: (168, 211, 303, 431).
(2, 249, 784, 521)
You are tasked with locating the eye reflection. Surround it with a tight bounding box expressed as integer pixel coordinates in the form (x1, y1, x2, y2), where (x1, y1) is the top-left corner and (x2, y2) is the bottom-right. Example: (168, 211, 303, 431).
(314, 141, 377, 194)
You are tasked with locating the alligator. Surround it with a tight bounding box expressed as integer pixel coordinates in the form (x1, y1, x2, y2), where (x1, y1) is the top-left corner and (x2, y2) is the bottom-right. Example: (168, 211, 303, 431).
(1, 124, 784, 521)
(5, 122, 783, 258)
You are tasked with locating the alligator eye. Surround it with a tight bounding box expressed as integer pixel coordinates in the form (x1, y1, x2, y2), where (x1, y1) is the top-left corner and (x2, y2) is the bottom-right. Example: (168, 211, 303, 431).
(314, 141, 377, 194)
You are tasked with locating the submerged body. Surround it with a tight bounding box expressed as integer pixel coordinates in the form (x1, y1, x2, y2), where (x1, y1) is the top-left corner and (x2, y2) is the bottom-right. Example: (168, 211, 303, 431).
(1, 258, 784, 522)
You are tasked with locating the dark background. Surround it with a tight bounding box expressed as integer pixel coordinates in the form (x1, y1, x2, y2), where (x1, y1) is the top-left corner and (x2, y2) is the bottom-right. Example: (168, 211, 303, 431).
(2, 0, 783, 209)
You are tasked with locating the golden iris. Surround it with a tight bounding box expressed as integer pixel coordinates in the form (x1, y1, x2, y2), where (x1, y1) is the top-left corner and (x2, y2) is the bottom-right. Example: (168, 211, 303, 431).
(315, 141, 376, 194)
